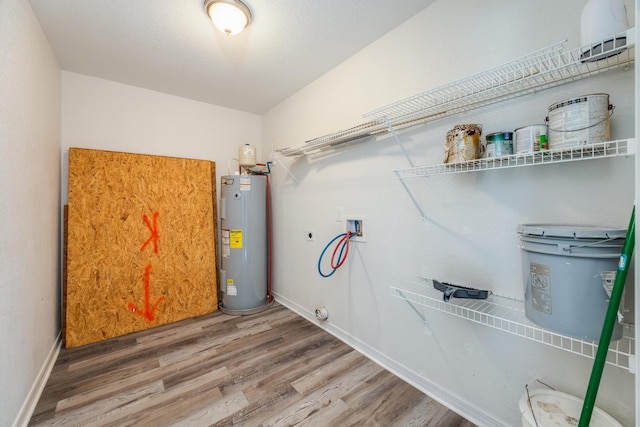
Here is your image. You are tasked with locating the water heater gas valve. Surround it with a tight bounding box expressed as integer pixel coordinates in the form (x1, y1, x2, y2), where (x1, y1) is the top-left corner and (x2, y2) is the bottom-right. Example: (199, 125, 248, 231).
(315, 306, 329, 321)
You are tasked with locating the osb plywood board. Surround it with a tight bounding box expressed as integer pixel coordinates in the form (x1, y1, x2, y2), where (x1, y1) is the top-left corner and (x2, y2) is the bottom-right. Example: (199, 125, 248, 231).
(66, 148, 217, 348)
(63, 205, 68, 348)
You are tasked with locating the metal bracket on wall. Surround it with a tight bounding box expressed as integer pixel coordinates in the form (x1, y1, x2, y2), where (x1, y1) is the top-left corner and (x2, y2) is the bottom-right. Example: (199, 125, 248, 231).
(395, 171, 427, 222)
(270, 152, 299, 184)
(384, 117, 427, 221)
(395, 288, 429, 327)
(384, 116, 414, 168)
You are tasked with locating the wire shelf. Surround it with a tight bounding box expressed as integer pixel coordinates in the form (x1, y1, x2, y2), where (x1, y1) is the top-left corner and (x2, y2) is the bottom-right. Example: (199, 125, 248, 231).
(275, 29, 635, 158)
(393, 139, 635, 178)
(274, 120, 386, 157)
(391, 280, 635, 371)
(364, 30, 634, 126)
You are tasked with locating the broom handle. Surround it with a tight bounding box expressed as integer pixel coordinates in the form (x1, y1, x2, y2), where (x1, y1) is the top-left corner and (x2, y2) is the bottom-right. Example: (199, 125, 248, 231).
(579, 206, 635, 426)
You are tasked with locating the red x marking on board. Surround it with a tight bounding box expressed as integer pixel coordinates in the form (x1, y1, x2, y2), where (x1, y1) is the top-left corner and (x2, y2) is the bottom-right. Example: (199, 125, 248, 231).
(140, 212, 159, 253)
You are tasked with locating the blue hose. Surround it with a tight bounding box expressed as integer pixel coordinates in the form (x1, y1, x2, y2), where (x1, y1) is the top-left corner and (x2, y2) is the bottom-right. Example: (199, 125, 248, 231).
(318, 232, 355, 277)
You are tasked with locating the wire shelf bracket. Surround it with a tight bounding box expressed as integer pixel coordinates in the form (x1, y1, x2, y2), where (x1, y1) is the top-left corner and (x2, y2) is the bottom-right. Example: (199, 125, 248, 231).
(269, 151, 300, 183)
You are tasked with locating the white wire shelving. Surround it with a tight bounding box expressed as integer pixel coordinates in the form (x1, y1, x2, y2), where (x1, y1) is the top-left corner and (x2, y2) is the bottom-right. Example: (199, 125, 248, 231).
(275, 29, 635, 158)
(393, 139, 636, 178)
(391, 280, 635, 372)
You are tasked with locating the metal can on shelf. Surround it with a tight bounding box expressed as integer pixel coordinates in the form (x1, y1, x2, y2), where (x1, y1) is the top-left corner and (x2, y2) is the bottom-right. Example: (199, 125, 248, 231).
(514, 124, 548, 153)
(547, 93, 611, 149)
(485, 132, 513, 157)
(443, 124, 483, 163)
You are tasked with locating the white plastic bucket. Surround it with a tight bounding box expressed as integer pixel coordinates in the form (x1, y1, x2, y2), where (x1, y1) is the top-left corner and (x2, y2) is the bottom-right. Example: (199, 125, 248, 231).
(547, 94, 611, 149)
(519, 389, 621, 427)
(518, 224, 625, 341)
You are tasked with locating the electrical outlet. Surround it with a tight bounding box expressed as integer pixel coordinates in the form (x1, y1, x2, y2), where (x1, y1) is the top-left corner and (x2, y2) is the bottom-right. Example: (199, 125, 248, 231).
(346, 217, 366, 242)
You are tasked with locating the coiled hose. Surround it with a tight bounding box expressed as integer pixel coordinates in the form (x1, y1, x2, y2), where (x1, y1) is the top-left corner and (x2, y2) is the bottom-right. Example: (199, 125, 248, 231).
(318, 232, 355, 278)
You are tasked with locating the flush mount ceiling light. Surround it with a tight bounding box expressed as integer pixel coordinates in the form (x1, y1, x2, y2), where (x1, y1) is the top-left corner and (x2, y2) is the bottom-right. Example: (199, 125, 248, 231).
(204, 0, 252, 36)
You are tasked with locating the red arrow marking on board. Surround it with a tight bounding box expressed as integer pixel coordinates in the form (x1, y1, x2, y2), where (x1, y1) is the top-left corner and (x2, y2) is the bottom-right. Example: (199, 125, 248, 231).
(141, 212, 159, 253)
(128, 264, 164, 321)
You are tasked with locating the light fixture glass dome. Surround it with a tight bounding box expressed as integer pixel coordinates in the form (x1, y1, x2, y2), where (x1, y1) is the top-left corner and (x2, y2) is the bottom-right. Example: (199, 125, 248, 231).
(205, 0, 252, 36)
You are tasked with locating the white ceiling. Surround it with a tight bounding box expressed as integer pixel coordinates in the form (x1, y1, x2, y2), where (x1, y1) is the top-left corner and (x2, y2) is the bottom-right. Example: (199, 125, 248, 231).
(29, 0, 434, 114)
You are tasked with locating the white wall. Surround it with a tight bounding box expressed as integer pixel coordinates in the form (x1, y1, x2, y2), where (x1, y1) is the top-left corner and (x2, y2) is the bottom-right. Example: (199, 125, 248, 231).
(3, 0, 635, 425)
(61, 71, 263, 207)
(264, 0, 636, 425)
(0, 0, 61, 426)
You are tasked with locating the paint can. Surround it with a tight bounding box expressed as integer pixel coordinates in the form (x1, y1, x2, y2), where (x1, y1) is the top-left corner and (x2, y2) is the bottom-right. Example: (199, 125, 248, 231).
(485, 132, 513, 157)
(547, 93, 611, 149)
(443, 124, 483, 163)
(514, 125, 548, 154)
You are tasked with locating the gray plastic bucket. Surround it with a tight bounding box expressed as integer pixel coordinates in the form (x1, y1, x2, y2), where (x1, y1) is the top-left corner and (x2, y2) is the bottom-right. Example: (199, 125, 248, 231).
(518, 224, 625, 341)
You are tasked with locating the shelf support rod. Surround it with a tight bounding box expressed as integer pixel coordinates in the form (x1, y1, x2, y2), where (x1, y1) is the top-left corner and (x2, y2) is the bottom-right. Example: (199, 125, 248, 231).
(384, 116, 415, 168)
(270, 152, 299, 184)
(395, 171, 427, 221)
(393, 288, 429, 326)
(384, 116, 427, 220)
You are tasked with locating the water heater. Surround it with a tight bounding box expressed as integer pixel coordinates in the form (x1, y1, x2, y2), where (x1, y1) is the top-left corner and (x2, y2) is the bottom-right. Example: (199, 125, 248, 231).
(219, 174, 268, 314)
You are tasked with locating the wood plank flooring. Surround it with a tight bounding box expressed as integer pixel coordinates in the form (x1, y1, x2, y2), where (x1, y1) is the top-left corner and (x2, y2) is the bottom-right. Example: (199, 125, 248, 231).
(29, 302, 476, 426)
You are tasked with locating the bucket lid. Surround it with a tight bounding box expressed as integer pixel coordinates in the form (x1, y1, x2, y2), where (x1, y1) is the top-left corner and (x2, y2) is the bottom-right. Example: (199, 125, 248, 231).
(518, 224, 626, 239)
(518, 389, 621, 427)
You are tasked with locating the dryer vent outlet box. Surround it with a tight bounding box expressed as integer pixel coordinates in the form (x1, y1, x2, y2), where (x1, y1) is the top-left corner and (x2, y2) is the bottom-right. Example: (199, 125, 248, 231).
(315, 307, 329, 321)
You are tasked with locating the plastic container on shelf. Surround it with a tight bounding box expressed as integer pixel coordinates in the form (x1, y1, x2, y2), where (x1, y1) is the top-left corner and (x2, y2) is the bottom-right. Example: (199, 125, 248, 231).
(517, 224, 626, 341)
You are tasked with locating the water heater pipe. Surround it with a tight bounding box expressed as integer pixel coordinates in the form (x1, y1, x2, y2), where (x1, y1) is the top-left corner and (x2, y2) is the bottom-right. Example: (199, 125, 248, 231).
(227, 158, 240, 175)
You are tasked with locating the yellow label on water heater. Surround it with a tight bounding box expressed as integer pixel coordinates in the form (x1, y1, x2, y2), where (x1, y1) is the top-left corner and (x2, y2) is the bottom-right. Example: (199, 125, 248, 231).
(230, 229, 243, 249)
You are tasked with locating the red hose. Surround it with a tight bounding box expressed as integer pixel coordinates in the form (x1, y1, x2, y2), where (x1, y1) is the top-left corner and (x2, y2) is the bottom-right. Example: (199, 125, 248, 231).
(330, 232, 353, 269)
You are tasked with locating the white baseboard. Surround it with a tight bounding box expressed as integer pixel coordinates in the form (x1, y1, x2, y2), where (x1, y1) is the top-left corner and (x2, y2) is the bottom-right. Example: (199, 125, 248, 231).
(12, 333, 61, 427)
(273, 292, 502, 427)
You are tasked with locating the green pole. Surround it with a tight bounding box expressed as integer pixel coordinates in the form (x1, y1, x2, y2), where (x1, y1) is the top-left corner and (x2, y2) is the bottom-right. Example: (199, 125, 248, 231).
(579, 206, 635, 426)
